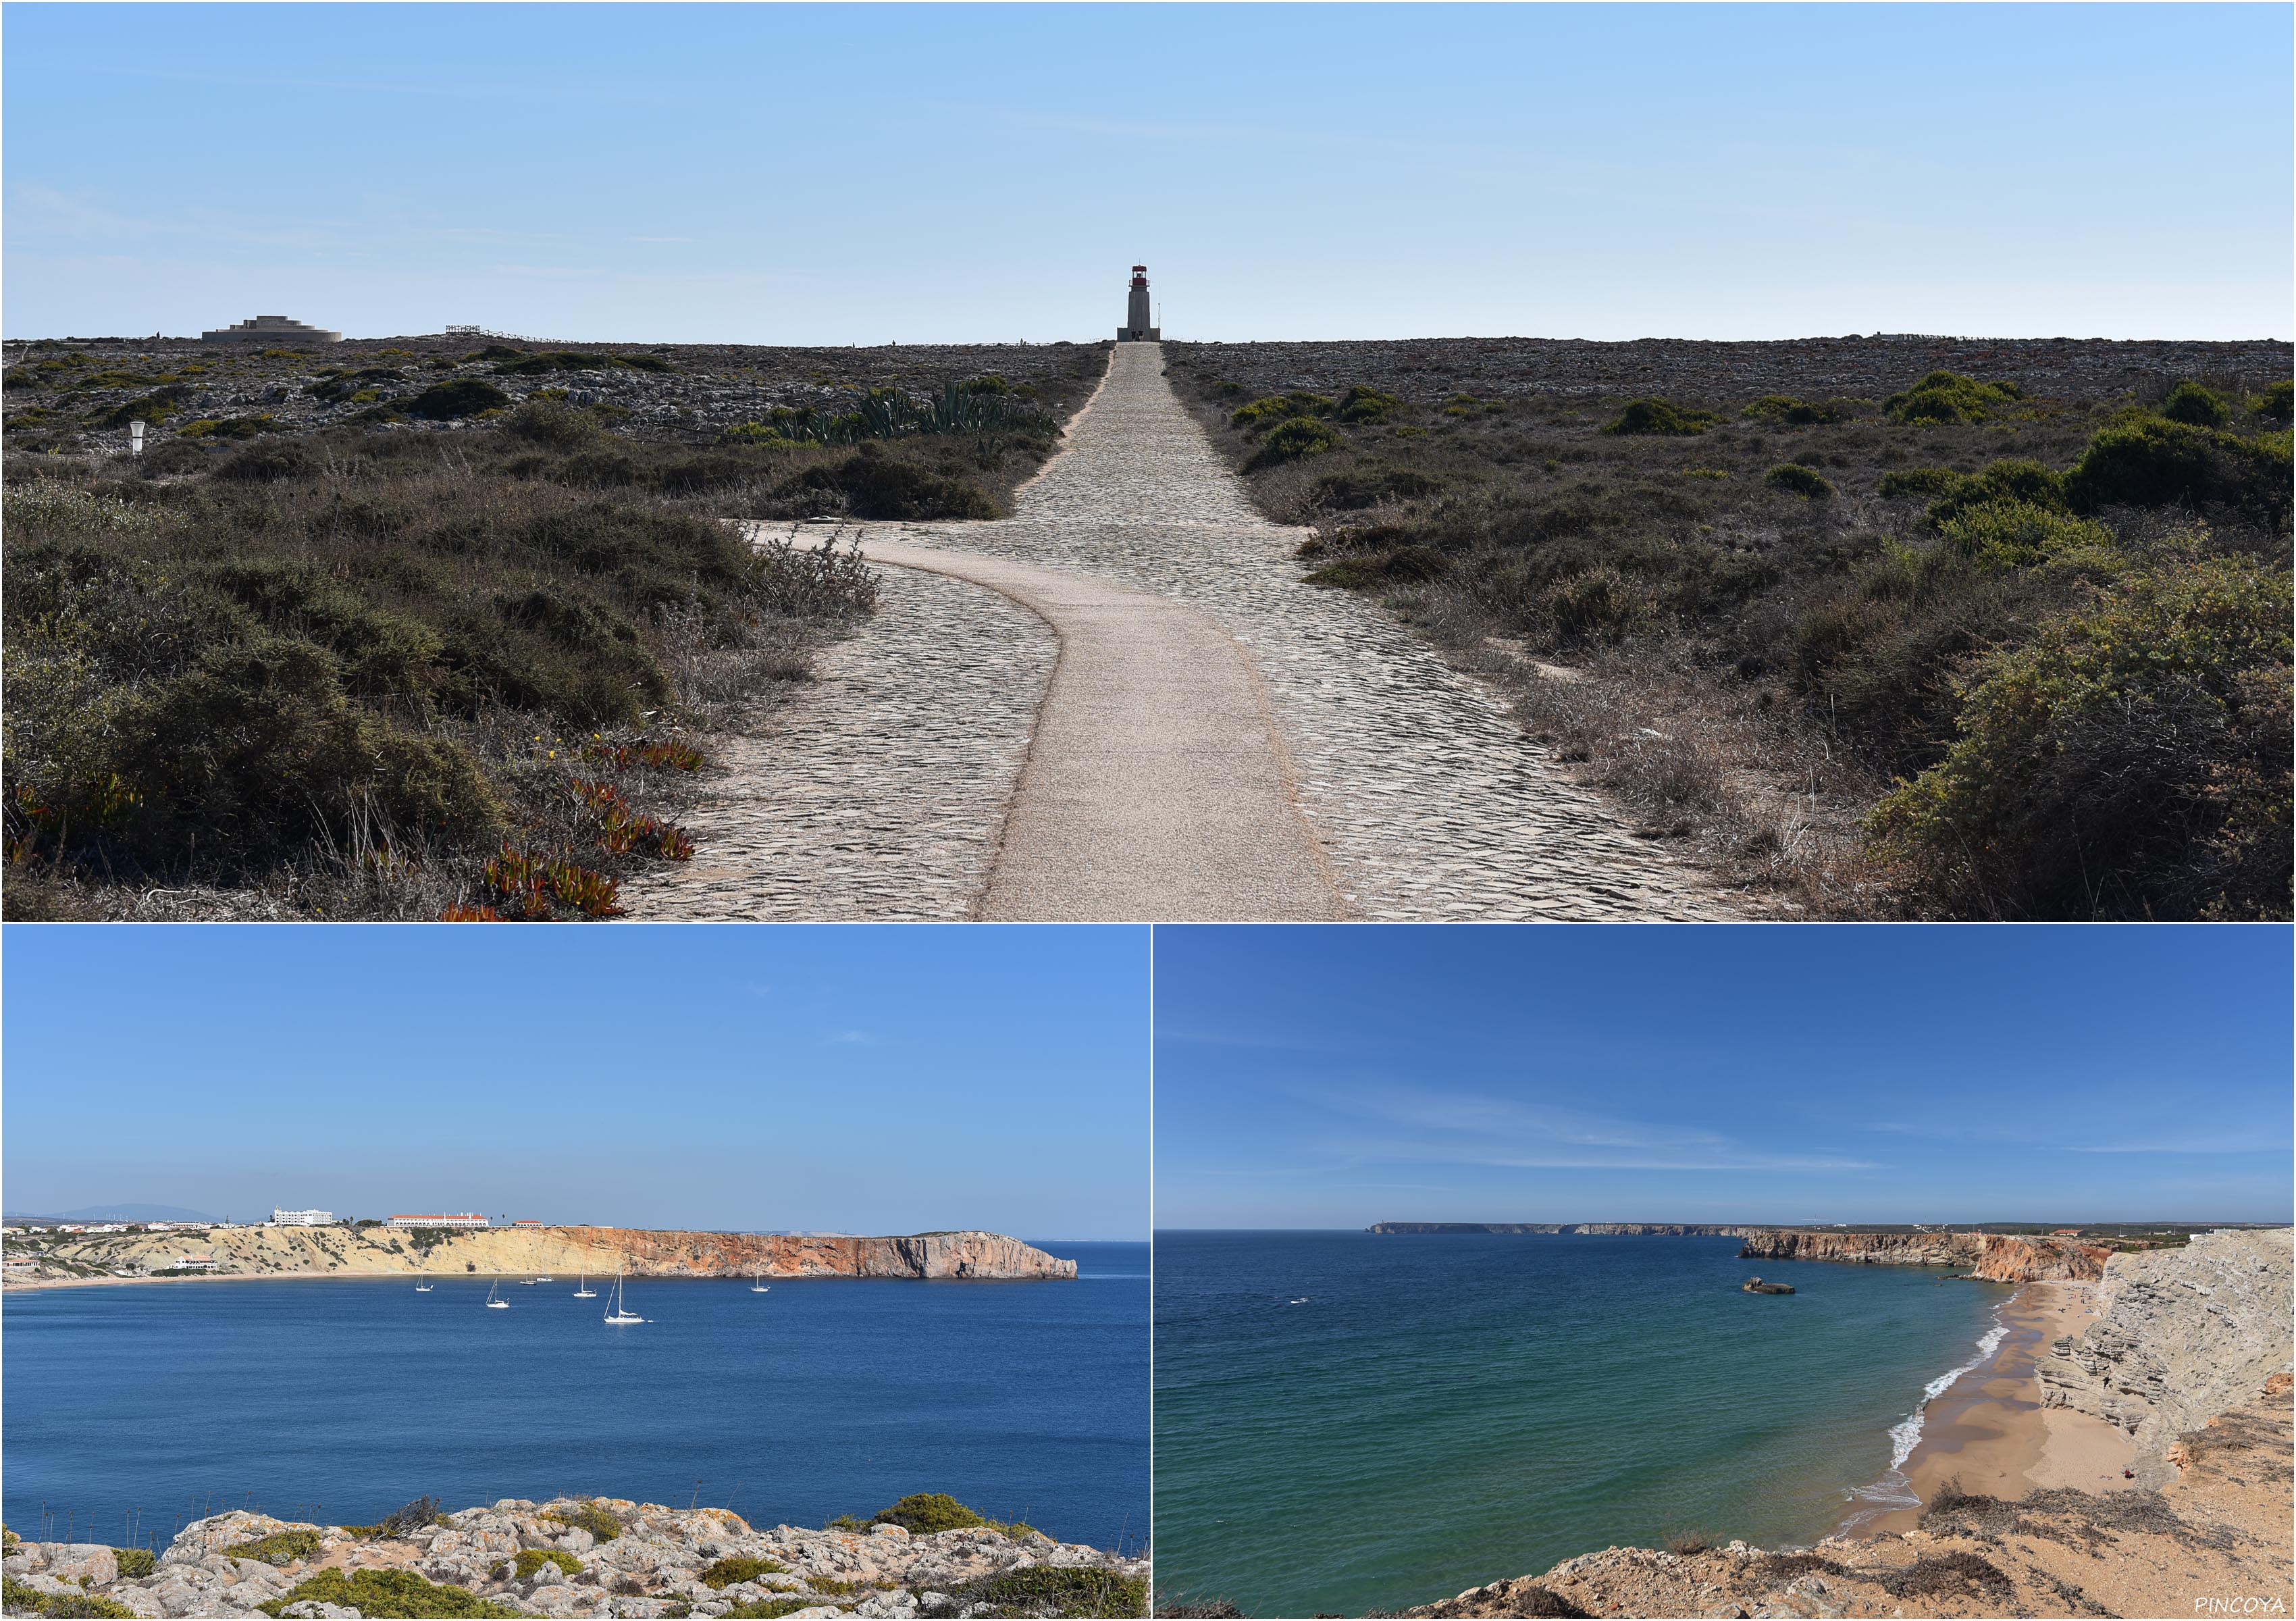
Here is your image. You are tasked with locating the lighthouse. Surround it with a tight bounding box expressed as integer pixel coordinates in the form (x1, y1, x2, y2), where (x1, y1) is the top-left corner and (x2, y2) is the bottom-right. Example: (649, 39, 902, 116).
(1116, 265, 1160, 342)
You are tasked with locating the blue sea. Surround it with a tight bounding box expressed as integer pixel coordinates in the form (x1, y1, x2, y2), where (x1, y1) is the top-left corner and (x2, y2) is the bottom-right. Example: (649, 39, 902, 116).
(1153, 1231, 2015, 1618)
(1, 1241, 1145, 1557)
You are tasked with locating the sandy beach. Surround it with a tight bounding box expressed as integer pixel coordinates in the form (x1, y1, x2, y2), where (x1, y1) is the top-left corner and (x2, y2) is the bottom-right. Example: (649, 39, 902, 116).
(1854, 1281, 2135, 1536)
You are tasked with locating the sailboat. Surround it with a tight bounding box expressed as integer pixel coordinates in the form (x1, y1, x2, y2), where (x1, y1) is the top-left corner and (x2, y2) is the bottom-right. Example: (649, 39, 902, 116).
(485, 1280, 509, 1309)
(415, 1275, 434, 1293)
(573, 1269, 596, 1300)
(750, 1270, 770, 1293)
(602, 1263, 645, 1325)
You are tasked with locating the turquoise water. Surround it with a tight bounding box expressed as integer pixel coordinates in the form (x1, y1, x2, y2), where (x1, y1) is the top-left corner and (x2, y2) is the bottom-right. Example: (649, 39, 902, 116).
(1152, 1232, 2013, 1617)
(1, 1241, 1145, 1555)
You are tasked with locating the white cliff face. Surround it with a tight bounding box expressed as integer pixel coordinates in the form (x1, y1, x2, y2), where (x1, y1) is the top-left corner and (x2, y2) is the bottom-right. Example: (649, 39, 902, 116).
(2035, 1227, 2294, 1467)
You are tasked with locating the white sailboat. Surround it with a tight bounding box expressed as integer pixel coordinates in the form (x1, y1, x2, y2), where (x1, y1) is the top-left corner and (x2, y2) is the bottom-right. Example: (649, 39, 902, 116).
(485, 1280, 509, 1309)
(573, 1269, 596, 1300)
(603, 1263, 645, 1325)
(415, 1276, 434, 1293)
(750, 1270, 769, 1293)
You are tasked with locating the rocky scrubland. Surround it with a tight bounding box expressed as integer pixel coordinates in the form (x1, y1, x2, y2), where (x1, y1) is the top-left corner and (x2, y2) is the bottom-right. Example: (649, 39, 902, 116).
(2, 1493, 1147, 1620)
(1164, 336, 2294, 921)
(1, 339, 1105, 921)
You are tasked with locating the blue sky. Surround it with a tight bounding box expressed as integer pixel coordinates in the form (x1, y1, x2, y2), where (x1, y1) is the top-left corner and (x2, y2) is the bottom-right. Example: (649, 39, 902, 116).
(2, 926, 1148, 1239)
(5, 4, 2288, 343)
(1153, 927, 2295, 1228)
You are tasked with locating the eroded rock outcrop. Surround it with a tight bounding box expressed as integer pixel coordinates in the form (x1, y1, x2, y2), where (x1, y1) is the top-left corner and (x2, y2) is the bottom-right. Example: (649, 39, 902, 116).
(1735, 1231, 2110, 1282)
(2035, 1227, 2293, 1472)
(7, 1495, 1145, 1619)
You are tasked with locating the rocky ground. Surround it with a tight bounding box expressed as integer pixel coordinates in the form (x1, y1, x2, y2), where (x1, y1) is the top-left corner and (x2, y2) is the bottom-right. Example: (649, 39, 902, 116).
(3, 338, 1109, 455)
(3, 1497, 1147, 1620)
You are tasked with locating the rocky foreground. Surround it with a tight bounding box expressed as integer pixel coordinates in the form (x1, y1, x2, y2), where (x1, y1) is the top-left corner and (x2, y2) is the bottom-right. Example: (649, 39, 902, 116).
(2, 1496, 1145, 1620)
(7, 1229, 1074, 1286)
(1404, 1230, 2294, 1620)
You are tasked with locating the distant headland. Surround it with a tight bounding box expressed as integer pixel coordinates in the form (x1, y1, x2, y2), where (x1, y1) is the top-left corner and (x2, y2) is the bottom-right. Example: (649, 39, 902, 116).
(1, 1225, 1076, 1287)
(1364, 1222, 2287, 1283)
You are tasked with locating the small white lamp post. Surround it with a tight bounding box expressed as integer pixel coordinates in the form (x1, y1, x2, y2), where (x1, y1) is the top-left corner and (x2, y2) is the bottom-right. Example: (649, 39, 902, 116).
(129, 420, 147, 456)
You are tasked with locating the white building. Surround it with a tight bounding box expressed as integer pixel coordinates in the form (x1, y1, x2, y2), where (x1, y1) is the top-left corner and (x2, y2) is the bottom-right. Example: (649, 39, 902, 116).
(385, 1213, 490, 1229)
(270, 1208, 335, 1227)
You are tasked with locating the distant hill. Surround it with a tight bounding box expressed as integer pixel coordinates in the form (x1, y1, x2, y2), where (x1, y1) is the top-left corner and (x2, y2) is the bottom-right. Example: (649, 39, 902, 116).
(7, 1204, 224, 1225)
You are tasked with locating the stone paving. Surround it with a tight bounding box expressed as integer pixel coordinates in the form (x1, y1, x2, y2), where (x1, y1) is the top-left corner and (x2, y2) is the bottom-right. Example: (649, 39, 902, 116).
(629, 342, 1729, 920)
(622, 557, 1054, 921)
(885, 342, 1729, 920)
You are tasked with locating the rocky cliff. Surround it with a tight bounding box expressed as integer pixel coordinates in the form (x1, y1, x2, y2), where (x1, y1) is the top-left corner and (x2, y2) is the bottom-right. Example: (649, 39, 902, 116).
(10, 1225, 1076, 1283)
(2035, 1227, 2293, 1472)
(1735, 1230, 2110, 1282)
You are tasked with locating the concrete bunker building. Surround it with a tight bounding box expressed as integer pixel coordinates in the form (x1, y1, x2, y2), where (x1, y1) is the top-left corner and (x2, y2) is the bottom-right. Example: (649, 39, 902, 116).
(1117, 266, 1159, 342)
(201, 315, 342, 344)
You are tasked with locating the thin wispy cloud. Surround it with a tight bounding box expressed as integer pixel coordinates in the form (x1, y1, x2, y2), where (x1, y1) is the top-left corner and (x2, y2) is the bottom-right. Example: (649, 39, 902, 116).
(1297, 1080, 1881, 1174)
(820, 1031, 879, 1048)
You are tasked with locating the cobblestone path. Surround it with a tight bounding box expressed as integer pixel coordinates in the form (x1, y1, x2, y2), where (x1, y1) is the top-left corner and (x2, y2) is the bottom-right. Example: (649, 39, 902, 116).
(629, 342, 1729, 920)
(885, 342, 1730, 920)
(621, 561, 1054, 921)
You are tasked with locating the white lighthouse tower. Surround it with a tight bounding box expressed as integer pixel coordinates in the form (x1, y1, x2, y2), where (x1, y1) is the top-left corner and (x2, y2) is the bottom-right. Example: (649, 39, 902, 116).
(1117, 265, 1160, 342)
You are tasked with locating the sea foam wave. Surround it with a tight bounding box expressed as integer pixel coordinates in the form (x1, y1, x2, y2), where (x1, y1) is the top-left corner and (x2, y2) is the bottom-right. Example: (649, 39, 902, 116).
(1847, 1300, 2014, 1509)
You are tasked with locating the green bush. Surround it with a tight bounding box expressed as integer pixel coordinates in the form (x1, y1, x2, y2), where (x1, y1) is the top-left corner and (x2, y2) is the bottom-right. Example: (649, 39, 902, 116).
(1247, 418, 1343, 469)
(2250, 380, 2292, 426)
(1334, 385, 1403, 423)
(538, 1501, 622, 1545)
(615, 353, 675, 373)
(698, 1556, 788, 1589)
(504, 1549, 581, 1581)
(108, 1551, 155, 1581)
(0, 1581, 135, 1620)
(1921, 459, 2069, 525)
(1934, 499, 2116, 570)
(869, 1493, 987, 1535)
(774, 449, 999, 520)
(1867, 553, 2293, 919)
(721, 1600, 820, 1620)
(2160, 381, 2231, 428)
(1876, 467, 1966, 505)
(499, 399, 604, 450)
(1230, 392, 1334, 431)
(1606, 398, 1719, 436)
(951, 1566, 1149, 1619)
(407, 379, 513, 420)
(2062, 414, 2291, 523)
(255, 1568, 519, 1618)
(1743, 394, 1863, 426)
(221, 1529, 325, 1566)
(1762, 463, 1835, 500)
(1883, 370, 2025, 426)
(1543, 566, 1646, 645)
